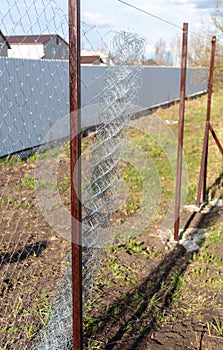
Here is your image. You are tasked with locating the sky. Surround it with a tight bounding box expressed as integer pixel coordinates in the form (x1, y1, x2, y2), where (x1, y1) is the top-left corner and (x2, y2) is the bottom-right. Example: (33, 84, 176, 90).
(81, 0, 217, 55)
(0, 0, 218, 56)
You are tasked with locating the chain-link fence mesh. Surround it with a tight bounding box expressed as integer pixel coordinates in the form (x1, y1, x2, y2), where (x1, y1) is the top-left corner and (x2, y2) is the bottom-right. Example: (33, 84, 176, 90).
(33, 30, 145, 350)
(0, 1, 146, 347)
(0, 1, 214, 349)
(0, 1, 71, 349)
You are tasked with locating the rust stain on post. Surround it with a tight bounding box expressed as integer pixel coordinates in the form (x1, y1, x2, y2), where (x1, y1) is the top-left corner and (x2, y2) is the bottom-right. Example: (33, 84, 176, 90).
(69, 0, 82, 349)
(174, 23, 188, 241)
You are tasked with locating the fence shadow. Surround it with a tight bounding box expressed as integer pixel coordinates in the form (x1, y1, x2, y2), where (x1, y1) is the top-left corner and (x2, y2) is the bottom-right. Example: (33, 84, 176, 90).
(84, 244, 191, 350)
(206, 171, 223, 202)
(0, 241, 48, 266)
(87, 196, 223, 349)
(105, 245, 191, 349)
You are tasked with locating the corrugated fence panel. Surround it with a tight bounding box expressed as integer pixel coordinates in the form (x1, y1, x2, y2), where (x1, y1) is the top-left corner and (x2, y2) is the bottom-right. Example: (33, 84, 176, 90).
(0, 58, 69, 156)
(0, 58, 208, 157)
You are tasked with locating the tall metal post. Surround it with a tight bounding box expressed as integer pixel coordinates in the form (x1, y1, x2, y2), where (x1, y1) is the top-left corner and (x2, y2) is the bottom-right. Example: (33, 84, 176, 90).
(196, 36, 216, 206)
(69, 0, 82, 349)
(174, 23, 188, 241)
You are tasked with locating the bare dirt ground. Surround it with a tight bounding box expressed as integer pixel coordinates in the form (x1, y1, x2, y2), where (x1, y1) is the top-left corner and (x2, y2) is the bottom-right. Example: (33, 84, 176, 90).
(1, 144, 223, 350)
(0, 155, 71, 349)
(84, 204, 223, 350)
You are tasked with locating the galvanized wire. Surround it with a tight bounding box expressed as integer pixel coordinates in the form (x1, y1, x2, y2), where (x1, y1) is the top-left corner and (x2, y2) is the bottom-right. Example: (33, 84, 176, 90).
(35, 31, 145, 349)
(82, 31, 145, 288)
(0, 1, 70, 349)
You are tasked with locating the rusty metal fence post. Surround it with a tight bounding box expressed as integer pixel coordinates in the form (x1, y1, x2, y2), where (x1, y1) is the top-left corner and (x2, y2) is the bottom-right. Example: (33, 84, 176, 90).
(69, 0, 83, 349)
(196, 36, 216, 207)
(174, 22, 188, 241)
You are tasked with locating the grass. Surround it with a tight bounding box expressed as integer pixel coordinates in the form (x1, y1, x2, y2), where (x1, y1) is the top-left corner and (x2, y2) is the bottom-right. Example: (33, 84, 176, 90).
(1, 89, 223, 348)
(83, 90, 223, 346)
(0, 145, 63, 167)
(0, 290, 53, 345)
(22, 173, 35, 190)
(207, 317, 223, 337)
(154, 91, 223, 204)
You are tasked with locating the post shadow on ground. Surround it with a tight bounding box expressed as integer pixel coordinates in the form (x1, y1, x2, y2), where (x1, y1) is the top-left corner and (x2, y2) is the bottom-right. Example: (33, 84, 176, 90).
(86, 182, 223, 349)
(92, 244, 192, 350)
(206, 172, 223, 202)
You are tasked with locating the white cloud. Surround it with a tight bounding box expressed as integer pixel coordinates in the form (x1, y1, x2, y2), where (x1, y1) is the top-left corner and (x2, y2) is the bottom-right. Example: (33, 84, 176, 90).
(83, 11, 113, 26)
(168, 0, 192, 4)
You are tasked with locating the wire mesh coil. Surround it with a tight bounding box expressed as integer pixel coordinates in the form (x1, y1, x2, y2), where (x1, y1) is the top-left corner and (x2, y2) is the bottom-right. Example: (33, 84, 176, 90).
(35, 31, 145, 349)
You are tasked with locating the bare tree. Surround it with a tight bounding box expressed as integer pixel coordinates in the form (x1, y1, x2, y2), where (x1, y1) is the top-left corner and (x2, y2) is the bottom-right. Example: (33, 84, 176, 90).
(211, 0, 223, 33)
(188, 33, 211, 67)
(171, 35, 181, 67)
(155, 38, 170, 65)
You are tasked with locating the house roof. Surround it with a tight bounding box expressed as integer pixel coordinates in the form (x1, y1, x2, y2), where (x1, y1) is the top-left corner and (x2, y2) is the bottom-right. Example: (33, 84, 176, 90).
(0, 30, 11, 49)
(81, 50, 108, 60)
(7, 34, 68, 46)
(81, 55, 104, 64)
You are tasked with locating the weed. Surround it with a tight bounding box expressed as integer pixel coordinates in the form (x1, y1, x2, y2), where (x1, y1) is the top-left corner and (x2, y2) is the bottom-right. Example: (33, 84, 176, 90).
(0, 155, 22, 166)
(147, 293, 161, 309)
(31, 148, 60, 161)
(170, 272, 187, 300)
(136, 292, 144, 302)
(122, 164, 142, 192)
(125, 317, 140, 331)
(207, 317, 223, 337)
(126, 239, 144, 253)
(148, 247, 163, 259)
(181, 306, 196, 315)
(32, 291, 53, 326)
(107, 256, 137, 284)
(190, 267, 210, 279)
(57, 172, 70, 193)
(196, 313, 204, 320)
(88, 340, 104, 349)
(7, 326, 20, 335)
(140, 324, 150, 335)
(203, 226, 223, 248)
(22, 173, 35, 190)
(63, 142, 70, 157)
(0, 196, 15, 207)
(25, 322, 38, 339)
(171, 272, 187, 289)
(13, 298, 23, 318)
(22, 291, 53, 330)
(196, 251, 222, 266)
(120, 163, 142, 214)
(157, 310, 168, 326)
(83, 315, 101, 336)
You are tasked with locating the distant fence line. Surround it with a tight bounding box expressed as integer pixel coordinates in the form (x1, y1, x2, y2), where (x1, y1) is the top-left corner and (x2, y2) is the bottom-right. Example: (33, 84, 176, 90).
(0, 57, 208, 157)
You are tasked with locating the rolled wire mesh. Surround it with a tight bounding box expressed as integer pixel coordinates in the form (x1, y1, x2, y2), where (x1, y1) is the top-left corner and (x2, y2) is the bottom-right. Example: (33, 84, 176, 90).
(35, 31, 145, 349)
(82, 31, 145, 295)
